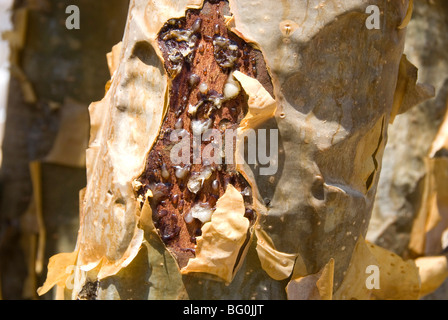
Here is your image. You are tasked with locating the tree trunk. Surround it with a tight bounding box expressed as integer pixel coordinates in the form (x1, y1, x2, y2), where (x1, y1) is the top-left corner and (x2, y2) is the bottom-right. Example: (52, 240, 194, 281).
(0, 0, 129, 299)
(367, 0, 448, 299)
(38, 0, 444, 300)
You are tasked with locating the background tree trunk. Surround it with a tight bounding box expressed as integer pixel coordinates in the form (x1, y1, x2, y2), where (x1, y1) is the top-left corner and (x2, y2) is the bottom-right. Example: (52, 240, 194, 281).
(367, 0, 448, 300)
(0, 0, 129, 299)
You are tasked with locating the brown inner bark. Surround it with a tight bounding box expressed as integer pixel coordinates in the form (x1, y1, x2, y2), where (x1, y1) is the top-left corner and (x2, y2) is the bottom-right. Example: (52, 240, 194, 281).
(137, 0, 272, 268)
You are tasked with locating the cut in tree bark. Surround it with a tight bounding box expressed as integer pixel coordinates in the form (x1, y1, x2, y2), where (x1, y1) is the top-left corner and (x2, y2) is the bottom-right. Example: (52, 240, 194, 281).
(38, 0, 442, 300)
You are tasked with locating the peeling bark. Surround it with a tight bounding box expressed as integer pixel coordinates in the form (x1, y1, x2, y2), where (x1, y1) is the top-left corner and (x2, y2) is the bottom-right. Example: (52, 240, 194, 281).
(38, 0, 442, 300)
(367, 0, 448, 299)
(0, 0, 129, 299)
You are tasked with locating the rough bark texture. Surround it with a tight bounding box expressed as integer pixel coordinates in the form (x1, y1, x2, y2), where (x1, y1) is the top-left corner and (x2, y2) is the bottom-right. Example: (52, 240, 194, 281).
(36, 0, 446, 300)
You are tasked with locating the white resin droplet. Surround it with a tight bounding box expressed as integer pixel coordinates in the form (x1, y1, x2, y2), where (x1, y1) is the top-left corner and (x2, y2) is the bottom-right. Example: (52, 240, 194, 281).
(223, 74, 241, 100)
(184, 210, 194, 223)
(212, 179, 219, 191)
(161, 164, 170, 180)
(190, 203, 213, 223)
(175, 118, 184, 130)
(175, 166, 189, 180)
(187, 167, 213, 194)
(199, 82, 208, 94)
(191, 118, 212, 136)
